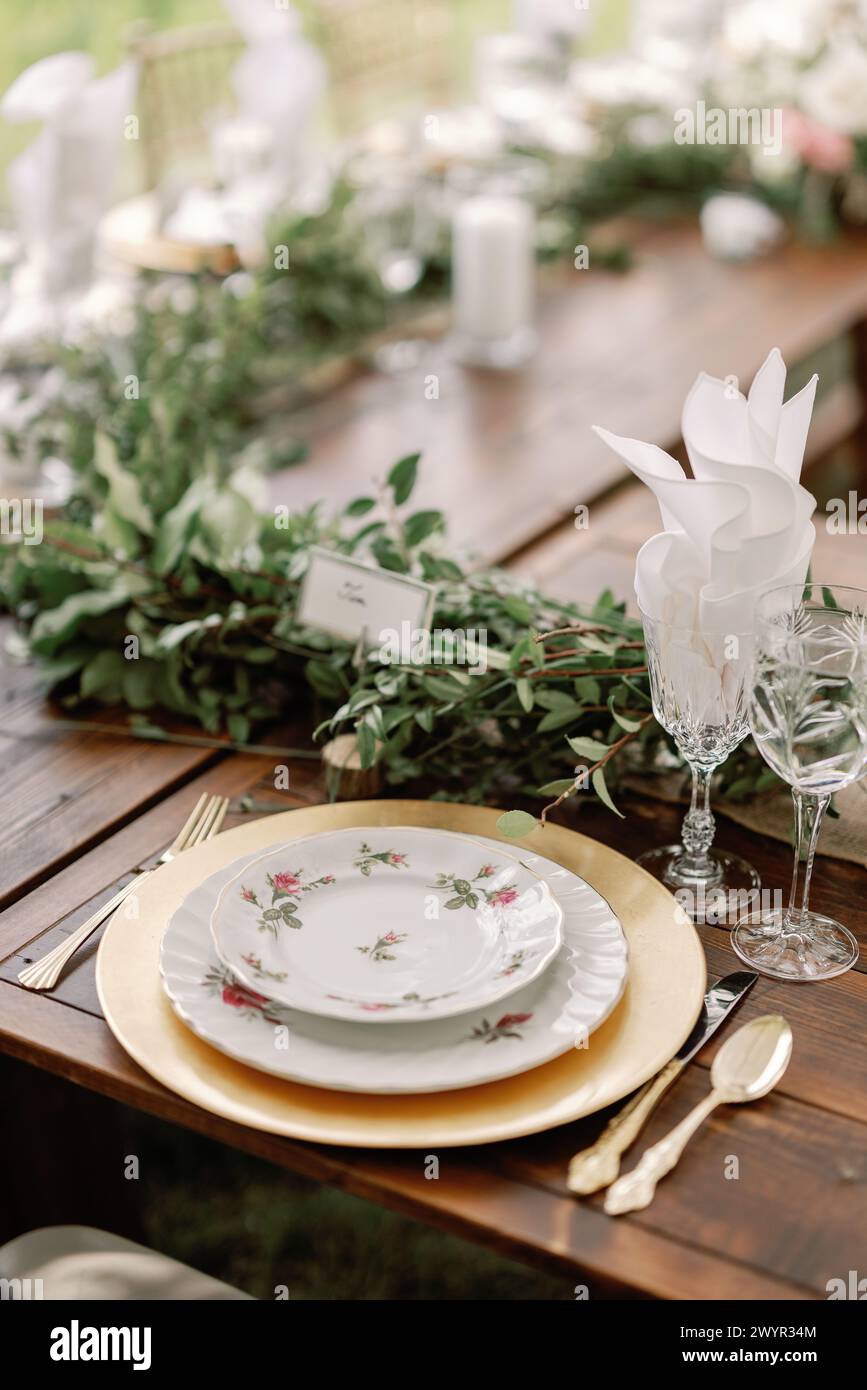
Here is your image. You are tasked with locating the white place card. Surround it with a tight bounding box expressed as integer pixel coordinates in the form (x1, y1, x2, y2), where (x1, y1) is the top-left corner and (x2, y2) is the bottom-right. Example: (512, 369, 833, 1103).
(296, 546, 435, 648)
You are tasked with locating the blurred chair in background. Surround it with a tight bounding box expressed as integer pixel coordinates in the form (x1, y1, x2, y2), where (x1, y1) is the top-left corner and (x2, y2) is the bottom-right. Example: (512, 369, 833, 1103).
(311, 0, 459, 133)
(124, 3, 466, 190)
(0, 1225, 252, 1300)
(124, 20, 243, 191)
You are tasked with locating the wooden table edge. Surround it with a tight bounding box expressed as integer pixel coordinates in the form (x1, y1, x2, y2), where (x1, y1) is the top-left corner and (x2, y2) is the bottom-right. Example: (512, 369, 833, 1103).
(0, 979, 813, 1301)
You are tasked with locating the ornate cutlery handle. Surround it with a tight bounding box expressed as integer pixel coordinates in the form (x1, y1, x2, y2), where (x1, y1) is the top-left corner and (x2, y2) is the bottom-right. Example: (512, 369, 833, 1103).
(603, 1090, 721, 1215)
(567, 1057, 684, 1194)
(17, 874, 148, 991)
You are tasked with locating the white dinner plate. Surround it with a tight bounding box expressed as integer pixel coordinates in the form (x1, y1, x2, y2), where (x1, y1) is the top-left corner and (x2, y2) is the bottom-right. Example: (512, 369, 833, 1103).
(160, 836, 629, 1094)
(209, 827, 563, 1023)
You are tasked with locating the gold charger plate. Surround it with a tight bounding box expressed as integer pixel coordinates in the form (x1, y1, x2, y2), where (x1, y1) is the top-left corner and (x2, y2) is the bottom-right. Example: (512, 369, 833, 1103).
(96, 800, 706, 1147)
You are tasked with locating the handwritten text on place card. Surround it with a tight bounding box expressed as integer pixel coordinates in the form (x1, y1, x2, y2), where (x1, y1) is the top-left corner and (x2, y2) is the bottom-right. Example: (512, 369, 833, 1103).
(296, 546, 436, 647)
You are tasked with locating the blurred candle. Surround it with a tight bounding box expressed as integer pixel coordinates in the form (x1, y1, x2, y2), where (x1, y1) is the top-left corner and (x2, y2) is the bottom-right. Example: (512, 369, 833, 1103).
(451, 194, 536, 365)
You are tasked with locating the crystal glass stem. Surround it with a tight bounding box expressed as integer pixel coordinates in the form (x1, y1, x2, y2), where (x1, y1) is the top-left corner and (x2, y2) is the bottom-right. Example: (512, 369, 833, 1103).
(785, 790, 829, 929)
(678, 761, 719, 880)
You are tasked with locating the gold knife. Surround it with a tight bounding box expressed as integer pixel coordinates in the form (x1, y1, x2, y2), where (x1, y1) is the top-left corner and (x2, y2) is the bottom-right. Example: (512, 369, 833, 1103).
(567, 970, 758, 1195)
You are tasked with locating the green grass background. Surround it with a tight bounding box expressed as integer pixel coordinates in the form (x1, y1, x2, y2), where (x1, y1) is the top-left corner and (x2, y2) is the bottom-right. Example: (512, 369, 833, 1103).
(130, 1112, 569, 1299)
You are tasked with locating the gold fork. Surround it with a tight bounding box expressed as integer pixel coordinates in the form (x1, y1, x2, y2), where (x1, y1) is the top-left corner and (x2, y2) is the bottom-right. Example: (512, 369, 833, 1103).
(17, 793, 229, 992)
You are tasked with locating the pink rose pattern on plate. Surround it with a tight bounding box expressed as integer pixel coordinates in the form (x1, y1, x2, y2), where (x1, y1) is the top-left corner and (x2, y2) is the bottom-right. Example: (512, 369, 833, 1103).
(203, 965, 533, 1036)
(203, 965, 294, 1025)
(427, 863, 520, 913)
(240, 952, 288, 984)
(470, 1012, 534, 1043)
(356, 930, 408, 963)
(353, 843, 410, 876)
(239, 868, 336, 938)
(232, 846, 541, 1014)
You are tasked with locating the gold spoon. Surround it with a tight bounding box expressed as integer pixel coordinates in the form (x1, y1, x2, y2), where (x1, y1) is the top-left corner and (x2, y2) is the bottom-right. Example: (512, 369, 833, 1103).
(604, 1014, 793, 1215)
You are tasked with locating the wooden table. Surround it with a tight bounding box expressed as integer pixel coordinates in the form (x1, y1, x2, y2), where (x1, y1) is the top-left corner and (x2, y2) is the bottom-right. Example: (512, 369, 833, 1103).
(2, 223, 867, 1301)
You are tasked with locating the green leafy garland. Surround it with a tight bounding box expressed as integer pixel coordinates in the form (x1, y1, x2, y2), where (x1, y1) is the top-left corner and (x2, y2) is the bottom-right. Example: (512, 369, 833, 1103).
(0, 165, 787, 820)
(2, 424, 776, 820)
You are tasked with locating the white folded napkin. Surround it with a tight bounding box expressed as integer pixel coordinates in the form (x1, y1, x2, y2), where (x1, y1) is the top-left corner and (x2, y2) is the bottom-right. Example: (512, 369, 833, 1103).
(222, 0, 326, 186)
(593, 347, 817, 640)
(513, 0, 591, 40)
(1, 54, 137, 348)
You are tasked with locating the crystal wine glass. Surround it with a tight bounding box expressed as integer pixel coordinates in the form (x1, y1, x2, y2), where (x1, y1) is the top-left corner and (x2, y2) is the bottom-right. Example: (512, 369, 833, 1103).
(732, 583, 867, 981)
(348, 160, 434, 373)
(637, 608, 759, 922)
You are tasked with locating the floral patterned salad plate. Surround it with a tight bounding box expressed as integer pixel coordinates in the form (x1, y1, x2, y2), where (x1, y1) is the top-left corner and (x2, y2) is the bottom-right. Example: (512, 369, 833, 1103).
(209, 828, 564, 1023)
(160, 836, 629, 1094)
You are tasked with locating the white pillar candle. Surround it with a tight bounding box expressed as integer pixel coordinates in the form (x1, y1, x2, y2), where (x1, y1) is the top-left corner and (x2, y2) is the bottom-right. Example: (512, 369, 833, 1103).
(451, 194, 535, 344)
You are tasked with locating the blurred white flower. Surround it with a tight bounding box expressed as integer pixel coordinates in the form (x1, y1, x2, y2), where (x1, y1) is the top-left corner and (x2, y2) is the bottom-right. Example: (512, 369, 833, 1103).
(700, 193, 785, 262)
(168, 282, 199, 316)
(722, 0, 827, 61)
(749, 141, 800, 185)
(570, 56, 696, 113)
(513, 0, 591, 40)
(800, 41, 867, 135)
(627, 113, 672, 148)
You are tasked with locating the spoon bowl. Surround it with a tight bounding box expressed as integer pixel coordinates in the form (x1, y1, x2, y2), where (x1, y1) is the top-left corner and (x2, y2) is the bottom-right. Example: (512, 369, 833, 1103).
(710, 1013, 793, 1103)
(604, 1014, 793, 1215)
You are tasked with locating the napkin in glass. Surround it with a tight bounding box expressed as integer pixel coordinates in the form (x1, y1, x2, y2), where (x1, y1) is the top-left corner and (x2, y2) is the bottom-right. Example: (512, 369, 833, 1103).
(222, 0, 326, 186)
(1, 54, 137, 349)
(593, 348, 817, 723)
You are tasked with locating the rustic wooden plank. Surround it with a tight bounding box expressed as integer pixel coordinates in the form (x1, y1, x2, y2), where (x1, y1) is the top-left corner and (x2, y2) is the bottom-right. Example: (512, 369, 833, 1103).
(693, 929, 867, 1128)
(1, 750, 861, 1301)
(4, 753, 867, 1123)
(514, 480, 867, 604)
(1, 222, 866, 1298)
(269, 225, 867, 562)
(0, 980, 805, 1299)
(0, 752, 301, 969)
(0, 723, 220, 910)
(495, 1072, 867, 1301)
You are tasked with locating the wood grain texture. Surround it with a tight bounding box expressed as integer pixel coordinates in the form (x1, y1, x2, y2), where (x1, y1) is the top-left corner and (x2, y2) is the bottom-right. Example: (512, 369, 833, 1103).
(2, 223, 867, 1296)
(1, 750, 866, 1298)
(269, 224, 867, 561)
(0, 982, 809, 1300)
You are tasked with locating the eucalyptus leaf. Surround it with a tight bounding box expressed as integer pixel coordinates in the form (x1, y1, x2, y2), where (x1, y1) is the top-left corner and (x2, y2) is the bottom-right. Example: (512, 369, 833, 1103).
(94, 433, 154, 536)
(345, 496, 377, 517)
(592, 766, 625, 818)
(403, 510, 444, 547)
(566, 736, 610, 760)
(387, 452, 420, 505)
(30, 581, 140, 656)
(608, 702, 642, 733)
(495, 810, 538, 838)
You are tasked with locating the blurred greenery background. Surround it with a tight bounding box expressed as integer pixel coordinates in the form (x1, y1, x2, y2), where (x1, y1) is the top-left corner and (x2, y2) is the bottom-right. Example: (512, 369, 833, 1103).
(131, 1111, 569, 1299)
(0, 0, 630, 187)
(0, 0, 623, 1298)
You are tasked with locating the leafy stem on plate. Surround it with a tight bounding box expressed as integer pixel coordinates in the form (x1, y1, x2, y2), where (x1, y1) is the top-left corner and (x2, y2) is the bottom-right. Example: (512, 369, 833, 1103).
(353, 843, 410, 876)
(428, 862, 520, 912)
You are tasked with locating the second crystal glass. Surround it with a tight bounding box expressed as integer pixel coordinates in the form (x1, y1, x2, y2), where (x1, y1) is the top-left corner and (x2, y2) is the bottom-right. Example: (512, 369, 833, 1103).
(638, 609, 759, 921)
(732, 583, 867, 981)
